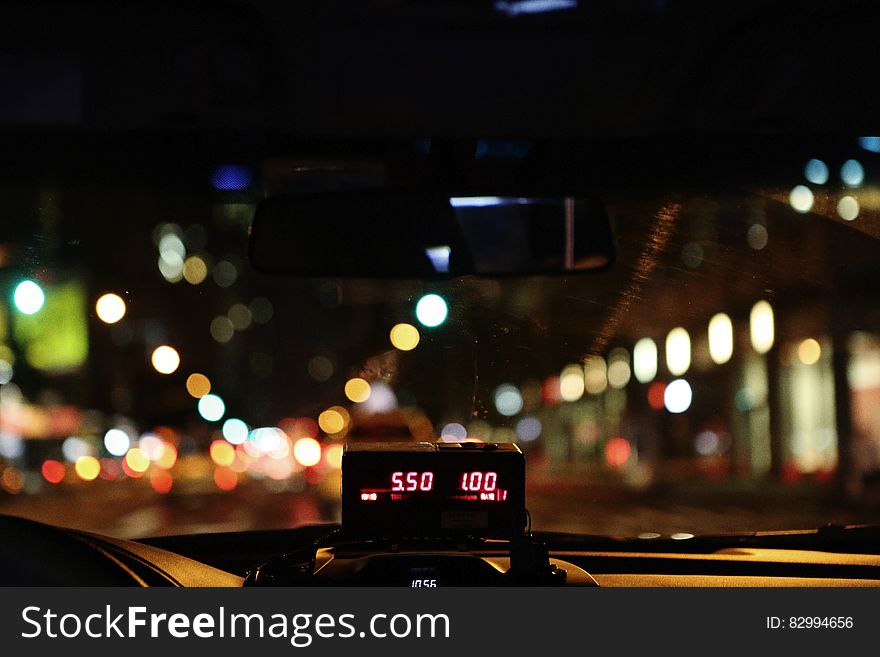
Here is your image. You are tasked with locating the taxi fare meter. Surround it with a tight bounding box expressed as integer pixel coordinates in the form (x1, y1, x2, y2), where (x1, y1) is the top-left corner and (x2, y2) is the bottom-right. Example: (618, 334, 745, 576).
(342, 441, 526, 539)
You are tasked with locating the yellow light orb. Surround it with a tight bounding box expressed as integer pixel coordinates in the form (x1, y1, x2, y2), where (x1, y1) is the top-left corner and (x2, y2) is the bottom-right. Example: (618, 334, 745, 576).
(95, 293, 126, 324)
(293, 437, 322, 467)
(125, 448, 150, 473)
(798, 338, 822, 365)
(390, 323, 420, 351)
(74, 455, 101, 481)
(228, 303, 253, 331)
(318, 407, 349, 435)
(183, 256, 208, 285)
(344, 377, 372, 403)
(210, 316, 235, 343)
(186, 373, 211, 398)
(151, 345, 180, 374)
(559, 364, 585, 402)
(209, 440, 235, 467)
(325, 443, 344, 469)
(154, 442, 178, 470)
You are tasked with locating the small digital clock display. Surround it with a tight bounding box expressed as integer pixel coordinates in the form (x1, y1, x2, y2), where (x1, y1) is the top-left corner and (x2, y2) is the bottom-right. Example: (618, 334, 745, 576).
(342, 442, 525, 538)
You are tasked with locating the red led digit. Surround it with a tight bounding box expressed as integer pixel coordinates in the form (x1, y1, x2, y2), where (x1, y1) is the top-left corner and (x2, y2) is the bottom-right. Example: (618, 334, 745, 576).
(420, 471, 434, 491)
(460, 471, 499, 492)
(393, 471, 433, 492)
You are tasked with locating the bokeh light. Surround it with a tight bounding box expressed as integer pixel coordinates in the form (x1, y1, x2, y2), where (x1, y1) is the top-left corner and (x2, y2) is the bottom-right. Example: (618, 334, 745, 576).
(13, 280, 45, 315)
(858, 136, 880, 152)
(249, 297, 274, 324)
(325, 443, 344, 469)
(746, 224, 768, 250)
(584, 356, 608, 394)
(158, 252, 184, 283)
(841, 159, 864, 187)
(104, 428, 131, 456)
(415, 293, 448, 327)
(125, 448, 150, 473)
(708, 313, 733, 365)
(804, 159, 829, 184)
(250, 427, 285, 454)
(750, 300, 775, 354)
(214, 468, 238, 491)
(633, 338, 658, 384)
(210, 440, 236, 467)
(183, 256, 208, 285)
(138, 434, 163, 460)
(158, 232, 185, 259)
(186, 373, 211, 398)
(154, 443, 178, 470)
(1, 467, 24, 494)
(0, 434, 23, 459)
(0, 360, 12, 385)
(345, 377, 372, 403)
(837, 196, 859, 221)
(664, 379, 693, 413)
(212, 261, 238, 288)
(150, 470, 173, 494)
(607, 348, 631, 389)
(440, 422, 468, 442)
(198, 394, 226, 422)
(318, 407, 349, 434)
(100, 458, 120, 480)
(494, 384, 523, 416)
(695, 430, 722, 456)
(390, 323, 420, 351)
(41, 460, 65, 484)
(647, 382, 667, 411)
(74, 456, 100, 481)
(151, 345, 180, 374)
(62, 437, 93, 462)
(95, 293, 126, 324)
(789, 185, 814, 213)
(798, 338, 822, 365)
(307, 355, 334, 382)
(559, 364, 585, 402)
(222, 418, 249, 445)
(210, 316, 235, 343)
(356, 381, 398, 413)
(228, 303, 253, 331)
(515, 416, 542, 442)
(665, 327, 691, 376)
(293, 437, 322, 467)
(604, 437, 632, 467)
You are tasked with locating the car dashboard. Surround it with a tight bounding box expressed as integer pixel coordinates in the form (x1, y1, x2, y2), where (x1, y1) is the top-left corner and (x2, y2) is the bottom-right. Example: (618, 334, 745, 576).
(4, 515, 880, 587)
(136, 523, 880, 588)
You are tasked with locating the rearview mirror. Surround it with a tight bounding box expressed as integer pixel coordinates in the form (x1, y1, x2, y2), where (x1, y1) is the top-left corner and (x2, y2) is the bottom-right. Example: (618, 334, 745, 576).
(249, 190, 615, 278)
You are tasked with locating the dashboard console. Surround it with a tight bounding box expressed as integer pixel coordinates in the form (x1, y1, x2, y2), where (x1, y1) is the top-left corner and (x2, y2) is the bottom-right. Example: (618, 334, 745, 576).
(245, 441, 581, 586)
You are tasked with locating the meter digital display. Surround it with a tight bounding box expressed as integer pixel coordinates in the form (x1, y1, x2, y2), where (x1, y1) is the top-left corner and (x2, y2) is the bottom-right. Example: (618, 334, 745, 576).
(342, 442, 526, 538)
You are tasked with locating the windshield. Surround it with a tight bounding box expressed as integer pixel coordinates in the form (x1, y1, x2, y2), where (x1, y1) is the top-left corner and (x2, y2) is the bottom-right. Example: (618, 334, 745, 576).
(1, 146, 879, 539)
